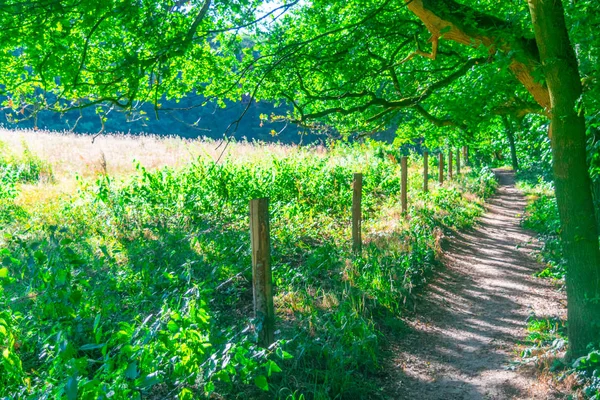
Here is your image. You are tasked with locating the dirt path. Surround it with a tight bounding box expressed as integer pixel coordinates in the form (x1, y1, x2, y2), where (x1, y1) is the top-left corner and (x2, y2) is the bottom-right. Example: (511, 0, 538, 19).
(382, 170, 566, 399)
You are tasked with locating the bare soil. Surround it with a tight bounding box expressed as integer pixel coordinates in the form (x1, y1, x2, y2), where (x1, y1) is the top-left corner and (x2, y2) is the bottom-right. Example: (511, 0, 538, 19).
(381, 170, 567, 399)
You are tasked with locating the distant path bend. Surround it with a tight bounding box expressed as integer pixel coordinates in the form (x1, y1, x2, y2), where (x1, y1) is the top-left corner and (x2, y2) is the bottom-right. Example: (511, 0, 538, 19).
(383, 170, 566, 399)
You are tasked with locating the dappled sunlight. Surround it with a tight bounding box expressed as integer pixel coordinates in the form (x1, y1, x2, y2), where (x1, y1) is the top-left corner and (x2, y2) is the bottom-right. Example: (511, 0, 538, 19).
(381, 170, 566, 399)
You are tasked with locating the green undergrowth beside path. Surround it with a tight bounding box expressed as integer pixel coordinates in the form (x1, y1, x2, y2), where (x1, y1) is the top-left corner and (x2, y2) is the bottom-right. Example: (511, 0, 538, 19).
(518, 177, 600, 399)
(1, 141, 497, 399)
(518, 179, 564, 280)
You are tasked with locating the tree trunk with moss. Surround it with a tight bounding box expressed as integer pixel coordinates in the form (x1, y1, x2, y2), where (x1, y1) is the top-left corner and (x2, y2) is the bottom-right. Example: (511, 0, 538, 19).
(529, 0, 600, 358)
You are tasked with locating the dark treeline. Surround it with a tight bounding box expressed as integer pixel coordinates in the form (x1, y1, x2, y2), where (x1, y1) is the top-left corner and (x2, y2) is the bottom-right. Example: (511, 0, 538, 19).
(1, 93, 399, 144)
(0, 94, 324, 144)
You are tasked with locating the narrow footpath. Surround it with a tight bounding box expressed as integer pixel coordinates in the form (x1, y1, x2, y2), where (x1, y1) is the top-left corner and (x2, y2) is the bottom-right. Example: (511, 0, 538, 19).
(382, 170, 566, 399)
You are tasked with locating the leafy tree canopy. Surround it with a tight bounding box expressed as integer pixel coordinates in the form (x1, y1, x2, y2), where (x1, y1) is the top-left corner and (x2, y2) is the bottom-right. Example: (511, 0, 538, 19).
(1, 0, 597, 149)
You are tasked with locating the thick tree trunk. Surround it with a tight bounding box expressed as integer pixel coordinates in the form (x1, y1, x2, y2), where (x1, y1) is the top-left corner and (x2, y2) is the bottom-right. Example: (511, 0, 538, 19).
(593, 178, 600, 235)
(528, 0, 600, 358)
(404, 0, 600, 358)
(501, 114, 519, 171)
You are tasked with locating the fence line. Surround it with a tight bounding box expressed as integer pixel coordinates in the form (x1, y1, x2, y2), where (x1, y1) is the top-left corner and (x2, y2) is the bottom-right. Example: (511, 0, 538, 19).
(249, 148, 473, 345)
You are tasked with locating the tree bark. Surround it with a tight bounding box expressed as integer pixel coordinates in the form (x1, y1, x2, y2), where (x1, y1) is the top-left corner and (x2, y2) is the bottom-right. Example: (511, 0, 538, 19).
(528, 0, 600, 358)
(501, 114, 519, 172)
(592, 177, 600, 248)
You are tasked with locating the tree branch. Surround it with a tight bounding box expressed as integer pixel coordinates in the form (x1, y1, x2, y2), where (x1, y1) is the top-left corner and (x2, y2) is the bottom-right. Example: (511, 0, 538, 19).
(403, 0, 550, 110)
(413, 103, 466, 129)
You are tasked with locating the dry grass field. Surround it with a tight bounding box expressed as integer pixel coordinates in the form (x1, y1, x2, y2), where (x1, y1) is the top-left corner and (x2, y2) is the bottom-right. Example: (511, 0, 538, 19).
(0, 128, 305, 178)
(0, 128, 313, 207)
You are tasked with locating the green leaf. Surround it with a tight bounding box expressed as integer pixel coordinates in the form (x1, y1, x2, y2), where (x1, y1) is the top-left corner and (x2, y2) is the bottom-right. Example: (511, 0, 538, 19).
(125, 362, 139, 379)
(440, 26, 452, 35)
(214, 370, 231, 383)
(0, 267, 8, 279)
(167, 320, 179, 332)
(204, 381, 215, 395)
(80, 343, 105, 351)
(266, 360, 282, 376)
(179, 388, 194, 400)
(34, 250, 47, 264)
(139, 371, 161, 388)
(254, 375, 268, 391)
(276, 347, 293, 360)
(65, 376, 78, 400)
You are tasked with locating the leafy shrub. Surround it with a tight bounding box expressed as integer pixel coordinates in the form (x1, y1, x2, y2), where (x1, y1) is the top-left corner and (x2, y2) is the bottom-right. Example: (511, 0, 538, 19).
(573, 347, 600, 399)
(519, 180, 566, 280)
(0, 142, 53, 185)
(0, 165, 19, 200)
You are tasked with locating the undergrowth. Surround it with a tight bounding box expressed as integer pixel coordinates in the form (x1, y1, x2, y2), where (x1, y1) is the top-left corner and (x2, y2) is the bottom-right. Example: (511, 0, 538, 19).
(0, 140, 44, 224)
(518, 178, 565, 280)
(518, 177, 600, 399)
(1, 141, 497, 399)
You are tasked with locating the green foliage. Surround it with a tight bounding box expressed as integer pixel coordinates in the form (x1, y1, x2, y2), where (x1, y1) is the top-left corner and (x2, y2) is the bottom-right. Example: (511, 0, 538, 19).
(519, 180, 565, 280)
(519, 177, 600, 398)
(573, 346, 600, 399)
(525, 318, 567, 348)
(0, 142, 497, 398)
(0, 141, 53, 186)
(0, 141, 45, 223)
(0, 164, 18, 200)
(519, 317, 567, 372)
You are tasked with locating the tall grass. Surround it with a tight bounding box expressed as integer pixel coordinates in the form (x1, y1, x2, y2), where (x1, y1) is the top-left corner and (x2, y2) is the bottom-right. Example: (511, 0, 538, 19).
(0, 136, 496, 399)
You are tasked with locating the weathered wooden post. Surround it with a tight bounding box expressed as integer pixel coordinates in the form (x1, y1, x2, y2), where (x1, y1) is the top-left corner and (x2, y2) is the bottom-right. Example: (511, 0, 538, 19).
(401, 156, 408, 214)
(423, 151, 429, 193)
(438, 153, 444, 184)
(352, 173, 363, 253)
(456, 149, 461, 175)
(250, 198, 274, 348)
(448, 150, 453, 180)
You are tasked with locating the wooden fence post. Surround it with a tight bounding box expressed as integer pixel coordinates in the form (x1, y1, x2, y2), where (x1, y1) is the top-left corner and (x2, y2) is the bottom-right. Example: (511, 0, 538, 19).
(423, 151, 429, 193)
(250, 198, 274, 348)
(456, 149, 461, 175)
(438, 153, 444, 184)
(448, 150, 453, 180)
(401, 156, 408, 214)
(352, 173, 363, 253)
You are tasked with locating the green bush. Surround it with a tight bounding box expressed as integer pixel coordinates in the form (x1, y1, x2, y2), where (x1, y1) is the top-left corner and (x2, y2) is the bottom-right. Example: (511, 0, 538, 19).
(519, 180, 565, 280)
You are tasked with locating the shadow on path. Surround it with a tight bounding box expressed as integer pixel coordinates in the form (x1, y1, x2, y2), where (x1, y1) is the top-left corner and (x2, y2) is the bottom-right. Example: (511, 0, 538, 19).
(381, 170, 566, 399)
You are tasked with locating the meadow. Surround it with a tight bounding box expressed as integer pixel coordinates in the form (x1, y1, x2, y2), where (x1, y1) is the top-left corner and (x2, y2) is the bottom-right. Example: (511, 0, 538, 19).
(0, 129, 497, 399)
